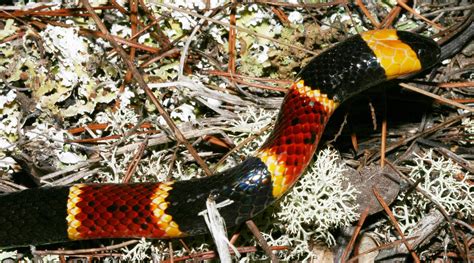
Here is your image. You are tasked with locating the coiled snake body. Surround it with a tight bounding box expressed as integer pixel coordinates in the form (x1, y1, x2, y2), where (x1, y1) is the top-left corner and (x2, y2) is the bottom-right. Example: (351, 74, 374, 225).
(0, 30, 440, 248)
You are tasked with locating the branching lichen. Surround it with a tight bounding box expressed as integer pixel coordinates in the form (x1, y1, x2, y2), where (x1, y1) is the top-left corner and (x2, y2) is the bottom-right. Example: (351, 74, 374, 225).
(264, 148, 359, 260)
(392, 150, 473, 234)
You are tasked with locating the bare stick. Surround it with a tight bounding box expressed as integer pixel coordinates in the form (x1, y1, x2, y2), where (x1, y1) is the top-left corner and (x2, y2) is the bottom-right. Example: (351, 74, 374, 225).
(246, 220, 279, 262)
(341, 207, 370, 262)
(372, 187, 420, 263)
(33, 240, 139, 255)
(397, 0, 444, 30)
(399, 83, 473, 112)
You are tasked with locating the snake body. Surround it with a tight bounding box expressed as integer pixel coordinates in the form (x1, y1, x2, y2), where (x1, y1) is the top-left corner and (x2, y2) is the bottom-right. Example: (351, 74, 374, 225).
(0, 30, 440, 248)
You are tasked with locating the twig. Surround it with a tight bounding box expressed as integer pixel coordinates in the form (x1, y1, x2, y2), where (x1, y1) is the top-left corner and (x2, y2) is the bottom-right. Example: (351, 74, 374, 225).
(177, 9, 210, 78)
(270, 6, 290, 24)
(246, 220, 279, 262)
(350, 130, 359, 153)
(177, 239, 198, 262)
(453, 219, 474, 233)
(346, 237, 418, 263)
(423, 4, 474, 17)
(205, 70, 292, 85)
(380, 0, 405, 28)
(33, 240, 139, 255)
(228, 1, 237, 74)
(67, 130, 160, 144)
(223, 77, 287, 92)
(213, 124, 272, 170)
(41, 161, 93, 180)
(162, 245, 288, 262)
(326, 112, 348, 145)
(397, 0, 444, 30)
(435, 147, 474, 174)
(230, 231, 241, 244)
(380, 92, 387, 167)
(252, 0, 347, 9)
(366, 113, 471, 162)
(452, 98, 474, 103)
(122, 137, 148, 183)
(137, 0, 173, 50)
(0, 6, 116, 18)
(436, 82, 474, 88)
(113, 0, 139, 110)
(168, 242, 174, 263)
(341, 207, 370, 262)
(372, 187, 420, 262)
(355, 0, 380, 28)
(140, 47, 180, 69)
(399, 83, 474, 112)
(368, 102, 377, 131)
(51, 168, 101, 186)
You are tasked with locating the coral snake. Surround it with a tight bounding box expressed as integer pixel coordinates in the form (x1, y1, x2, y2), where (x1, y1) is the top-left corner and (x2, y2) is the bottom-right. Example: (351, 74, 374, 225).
(0, 29, 440, 248)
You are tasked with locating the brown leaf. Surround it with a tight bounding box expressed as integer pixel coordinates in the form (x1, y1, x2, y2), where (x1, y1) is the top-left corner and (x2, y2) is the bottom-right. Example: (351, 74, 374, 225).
(343, 164, 401, 215)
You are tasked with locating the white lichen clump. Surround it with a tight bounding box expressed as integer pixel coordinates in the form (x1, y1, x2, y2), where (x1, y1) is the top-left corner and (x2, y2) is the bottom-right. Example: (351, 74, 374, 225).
(0, 90, 19, 152)
(461, 115, 473, 144)
(230, 106, 274, 135)
(39, 25, 119, 116)
(121, 238, 155, 262)
(393, 150, 473, 234)
(268, 148, 359, 260)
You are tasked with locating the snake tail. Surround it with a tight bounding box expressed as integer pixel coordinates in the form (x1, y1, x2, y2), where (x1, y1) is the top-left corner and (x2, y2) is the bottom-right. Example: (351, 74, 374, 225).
(0, 29, 440, 248)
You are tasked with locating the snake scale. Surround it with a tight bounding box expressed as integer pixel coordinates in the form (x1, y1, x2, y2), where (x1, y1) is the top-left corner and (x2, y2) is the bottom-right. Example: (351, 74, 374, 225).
(0, 29, 440, 248)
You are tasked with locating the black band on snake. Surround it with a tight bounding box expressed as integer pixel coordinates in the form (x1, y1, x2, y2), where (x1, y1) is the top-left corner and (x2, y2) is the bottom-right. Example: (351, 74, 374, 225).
(0, 29, 440, 249)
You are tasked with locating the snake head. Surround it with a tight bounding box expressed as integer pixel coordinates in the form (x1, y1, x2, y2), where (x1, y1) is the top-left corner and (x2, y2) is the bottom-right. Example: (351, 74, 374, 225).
(395, 30, 441, 70)
(361, 29, 441, 80)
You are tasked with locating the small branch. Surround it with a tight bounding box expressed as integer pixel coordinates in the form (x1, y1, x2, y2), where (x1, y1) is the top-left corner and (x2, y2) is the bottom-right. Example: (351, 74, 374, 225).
(205, 70, 292, 85)
(366, 113, 471, 162)
(347, 237, 418, 262)
(436, 82, 474, 88)
(252, 0, 347, 9)
(228, 1, 237, 74)
(137, 0, 173, 50)
(355, 0, 380, 28)
(33, 240, 139, 255)
(246, 220, 279, 262)
(326, 112, 348, 145)
(341, 207, 370, 262)
(0, 5, 116, 18)
(162, 245, 288, 262)
(213, 124, 272, 170)
(168, 241, 174, 263)
(122, 137, 148, 183)
(397, 0, 444, 30)
(380, 91, 387, 167)
(380, 0, 405, 28)
(372, 187, 420, 262)
(399, 83, 474, 112)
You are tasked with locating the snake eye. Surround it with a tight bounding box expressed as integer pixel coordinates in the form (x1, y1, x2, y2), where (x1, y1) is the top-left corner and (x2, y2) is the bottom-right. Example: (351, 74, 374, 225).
(396, 31, 441, 69)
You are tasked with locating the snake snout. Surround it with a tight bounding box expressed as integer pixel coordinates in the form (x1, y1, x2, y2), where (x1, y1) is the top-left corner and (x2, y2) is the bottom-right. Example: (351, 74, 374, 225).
(397, 31, 441, 69)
